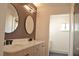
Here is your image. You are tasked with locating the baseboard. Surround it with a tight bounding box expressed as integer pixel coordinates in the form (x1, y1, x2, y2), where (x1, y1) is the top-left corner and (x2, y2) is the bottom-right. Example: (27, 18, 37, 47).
(49, 49, 68, 54)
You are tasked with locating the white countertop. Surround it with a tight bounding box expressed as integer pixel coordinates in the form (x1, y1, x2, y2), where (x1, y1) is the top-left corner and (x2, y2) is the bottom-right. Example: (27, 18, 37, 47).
(4, 40, 44, 54)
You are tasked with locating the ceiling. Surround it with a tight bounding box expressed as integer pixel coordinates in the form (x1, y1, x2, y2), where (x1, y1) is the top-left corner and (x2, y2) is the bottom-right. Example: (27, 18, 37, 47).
(34, 3, 71, 7)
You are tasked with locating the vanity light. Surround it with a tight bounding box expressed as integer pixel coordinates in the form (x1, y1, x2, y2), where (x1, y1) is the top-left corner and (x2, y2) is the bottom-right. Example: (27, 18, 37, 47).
(30, 9, 35, 13)
(24, 5, 35, 13)
(24, 5, 31, 12)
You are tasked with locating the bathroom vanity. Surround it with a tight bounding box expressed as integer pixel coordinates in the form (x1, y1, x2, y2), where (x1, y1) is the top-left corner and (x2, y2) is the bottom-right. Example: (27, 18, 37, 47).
(4, 3, 46, 56)
(4, 40, 45, 56)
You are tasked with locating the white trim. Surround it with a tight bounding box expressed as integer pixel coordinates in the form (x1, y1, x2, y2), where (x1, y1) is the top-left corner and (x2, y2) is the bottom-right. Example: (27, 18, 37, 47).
(48, 4, 75, 56)
(49, 49, 68, 54)
(68, 3, 75, 56)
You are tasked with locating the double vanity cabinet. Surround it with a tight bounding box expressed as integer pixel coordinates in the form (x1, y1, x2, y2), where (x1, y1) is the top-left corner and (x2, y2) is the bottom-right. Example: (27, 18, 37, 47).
(4, 40, 45, 56)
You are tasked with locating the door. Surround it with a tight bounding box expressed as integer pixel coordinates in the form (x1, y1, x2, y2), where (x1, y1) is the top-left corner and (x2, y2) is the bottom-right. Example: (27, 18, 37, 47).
(49, 14, 70, 55)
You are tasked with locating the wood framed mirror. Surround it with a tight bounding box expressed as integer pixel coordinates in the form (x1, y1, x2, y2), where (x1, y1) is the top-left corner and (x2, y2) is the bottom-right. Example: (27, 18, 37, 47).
(5, 4, 19, 33)
(25, 15, 34, 35)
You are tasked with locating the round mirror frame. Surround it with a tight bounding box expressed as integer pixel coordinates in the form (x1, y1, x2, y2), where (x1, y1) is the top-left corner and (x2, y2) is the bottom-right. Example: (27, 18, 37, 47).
(25, 15, 34, 35)
(5, 4, 19, 34)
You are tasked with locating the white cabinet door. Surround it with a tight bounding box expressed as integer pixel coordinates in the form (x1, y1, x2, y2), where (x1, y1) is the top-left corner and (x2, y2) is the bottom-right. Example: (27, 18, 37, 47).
(38, 43, 45, 56)
(33, 45, 39, 56)
(33, 43, 45, 56)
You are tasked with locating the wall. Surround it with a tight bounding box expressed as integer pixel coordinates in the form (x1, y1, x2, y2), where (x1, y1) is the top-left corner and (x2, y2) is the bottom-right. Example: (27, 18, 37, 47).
(49, 14, 70, 54)
(0, 4, 7, 55)
(36, 3, 71, 55)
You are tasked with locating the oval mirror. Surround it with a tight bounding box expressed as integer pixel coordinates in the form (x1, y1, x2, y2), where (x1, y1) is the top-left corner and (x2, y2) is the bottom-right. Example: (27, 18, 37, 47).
(5, 4, 19, 33)
(25, 16, 34, 34)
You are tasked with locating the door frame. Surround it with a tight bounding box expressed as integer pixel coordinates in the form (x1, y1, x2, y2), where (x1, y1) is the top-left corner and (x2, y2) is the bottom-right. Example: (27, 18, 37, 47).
(68, 3, 75, 56)
(48, 4, 75, 56)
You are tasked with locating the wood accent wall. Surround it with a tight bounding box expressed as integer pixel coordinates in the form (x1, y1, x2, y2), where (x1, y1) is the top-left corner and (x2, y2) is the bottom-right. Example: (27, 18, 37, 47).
(5, 3, 37, 40)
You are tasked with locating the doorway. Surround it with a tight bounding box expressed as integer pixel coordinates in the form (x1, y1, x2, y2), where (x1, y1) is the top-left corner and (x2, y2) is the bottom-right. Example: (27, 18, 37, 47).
(49, 14, 70, 56)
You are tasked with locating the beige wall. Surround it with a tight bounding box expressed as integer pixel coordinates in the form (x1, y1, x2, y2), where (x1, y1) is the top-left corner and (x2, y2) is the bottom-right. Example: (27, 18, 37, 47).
(36, 3, 71, 55)
(0, 4, 7, 55)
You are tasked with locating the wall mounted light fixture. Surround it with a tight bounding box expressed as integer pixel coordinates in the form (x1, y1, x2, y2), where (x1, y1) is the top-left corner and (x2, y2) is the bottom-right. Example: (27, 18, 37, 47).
(23, 5, 35, 13)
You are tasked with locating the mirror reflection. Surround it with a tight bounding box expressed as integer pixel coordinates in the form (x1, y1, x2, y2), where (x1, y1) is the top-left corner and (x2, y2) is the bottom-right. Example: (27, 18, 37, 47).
(25, 16, 34, 34)
(5, 4, 19, 33)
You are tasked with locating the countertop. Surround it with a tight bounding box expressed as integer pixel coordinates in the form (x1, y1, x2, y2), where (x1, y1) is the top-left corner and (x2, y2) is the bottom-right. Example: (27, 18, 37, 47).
(4, 40, 44, 54)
